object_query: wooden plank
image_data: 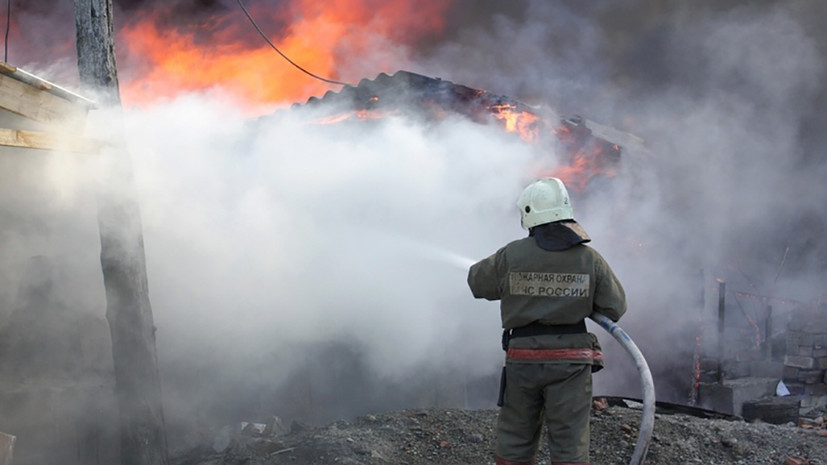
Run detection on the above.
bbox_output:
[0,128,101,153]
[0,431,14,465]
[0,73,87,126]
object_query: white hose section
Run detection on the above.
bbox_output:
[589,312,655,465]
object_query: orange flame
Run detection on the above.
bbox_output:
[313,109,391,125]
[543,122,620,191]
[488,104,540,142]
[115,1,452,115]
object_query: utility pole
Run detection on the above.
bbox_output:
[74,1,169,464]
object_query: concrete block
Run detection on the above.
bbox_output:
[748,360,784,378]
[799,346,814,357]
[786,342,800,356]
[783,365,799,380]
[817,357,827,370]
[728,378,780,416]
[785,381,805,395]
[787,331,814,347]
[698,382,734,414]
[799,394,827,409]
[803,385,827,397]
[800,370,825,384]
[815,334,827,346]
[721,360,751,379]
[785,355,815,369]
[814,347,827,357]
[742,397,800,425]
[699,377,779,416]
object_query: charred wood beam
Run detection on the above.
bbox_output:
[0,71,88,126]
[0,127,102,152]
[74,1,169,464]
[717,279,726,384]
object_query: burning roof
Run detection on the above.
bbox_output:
[285,70,628,191]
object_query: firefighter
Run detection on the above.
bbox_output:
[467,177,626,465]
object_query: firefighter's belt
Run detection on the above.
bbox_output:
[509,321,586,338]
[506,348,603,363]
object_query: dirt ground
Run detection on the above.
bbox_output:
[170,399,827,465]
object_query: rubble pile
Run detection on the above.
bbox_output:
[170,402,826,465]
[784,303,827,416]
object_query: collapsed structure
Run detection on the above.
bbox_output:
[695,277,827,424]
[284,70,630,193]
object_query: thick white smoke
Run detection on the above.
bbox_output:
[104,96,558,432]
[3,0,826,452]
[416,1,827,401]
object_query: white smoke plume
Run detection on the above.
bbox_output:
[1,1,826,454]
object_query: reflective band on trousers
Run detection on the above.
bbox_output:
[506,348,603,363]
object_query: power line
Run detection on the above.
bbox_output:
[4,0,10,62]
[236,0,351,87]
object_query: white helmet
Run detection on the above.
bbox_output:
[516,177,574,229]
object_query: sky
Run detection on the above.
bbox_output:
[1,0,826,448]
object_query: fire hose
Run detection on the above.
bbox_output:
[589,312,655,465]
[420,245,655,464]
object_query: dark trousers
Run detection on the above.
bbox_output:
[495,362,592,464]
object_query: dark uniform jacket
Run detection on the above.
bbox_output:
[467,226,626,368]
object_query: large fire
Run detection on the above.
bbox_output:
[115,0,452,113]
[11,0,624,191]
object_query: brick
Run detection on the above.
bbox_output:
[800,370,825,384]
[787,331,814,347]
[721,360,750,379]
[816,334,827,346]
[819,357,827,370]
[814,347,827,357]
[786,342,800,356]
[785,355,815,369]
[799,346,814,357]
[783,365,800,380]
[803,384,827,397]
[784,382,805,395]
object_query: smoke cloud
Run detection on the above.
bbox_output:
[1,0,826,455]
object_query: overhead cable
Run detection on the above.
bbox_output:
[236,0,351,87]
[4,0,10,62]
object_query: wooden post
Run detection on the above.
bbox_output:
[74,1,169,464]
[717,279,726,384]
[0,432,14,465]
[764,305,773,360]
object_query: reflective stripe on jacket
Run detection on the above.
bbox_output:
[467,237,626,364]
[467,238,626,329]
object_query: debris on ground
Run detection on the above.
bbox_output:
[171,402,827,465]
